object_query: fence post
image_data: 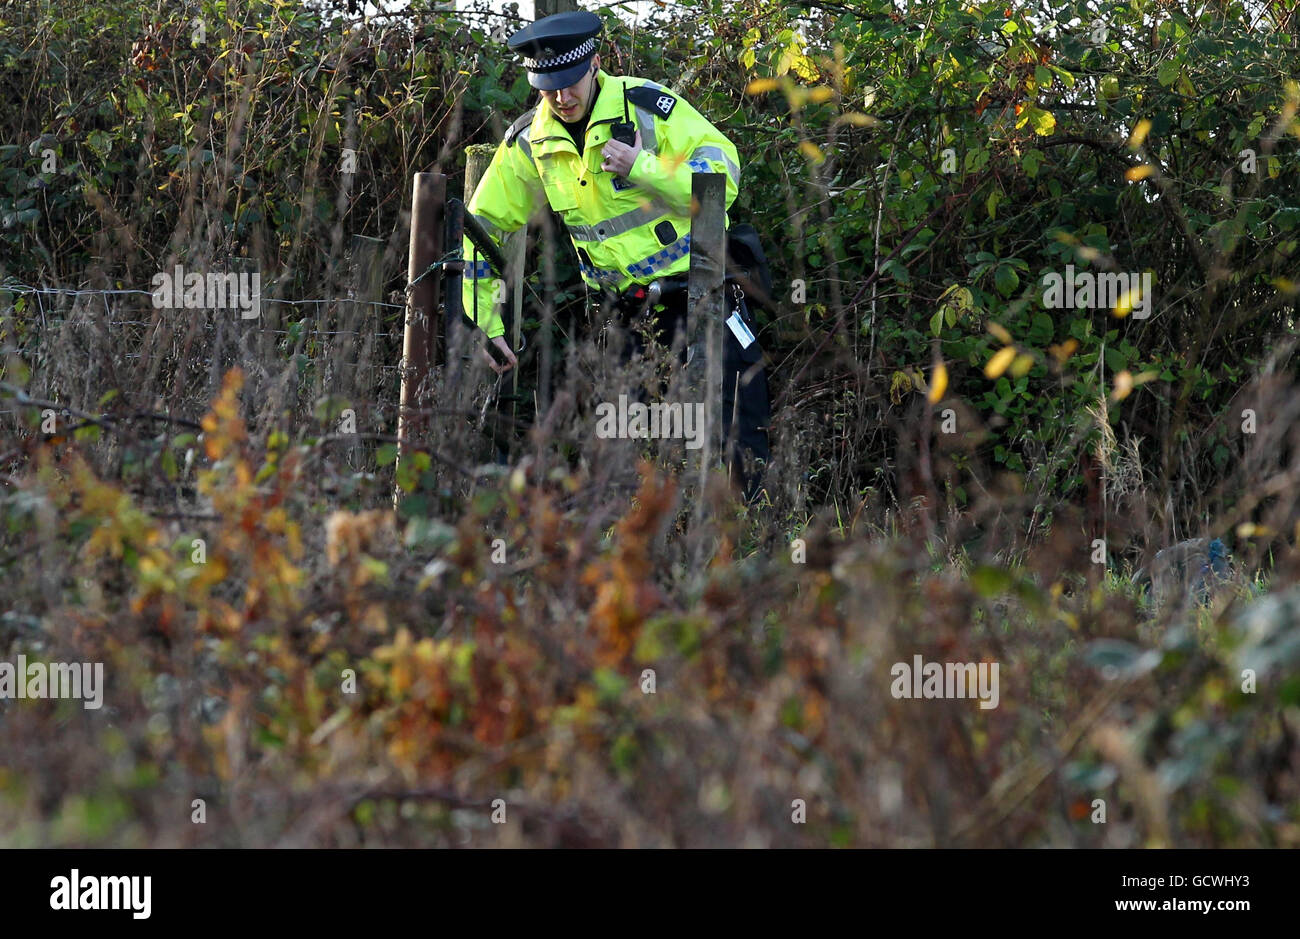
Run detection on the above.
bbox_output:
[397,172,445,502]
[685,172,727,497]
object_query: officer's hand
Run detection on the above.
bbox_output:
[480,335,518,376]
[601,129,642,177]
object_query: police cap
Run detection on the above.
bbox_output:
[507,11,603,91]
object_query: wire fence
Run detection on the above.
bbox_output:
[0,283,411,428]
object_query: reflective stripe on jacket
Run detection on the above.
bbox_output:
[461,69,740,339]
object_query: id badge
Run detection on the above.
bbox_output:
[726,311,756,349]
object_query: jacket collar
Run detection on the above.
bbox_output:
[529,70,627,158]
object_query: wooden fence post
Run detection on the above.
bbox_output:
[685,173,727,498]
[397,172,445,502]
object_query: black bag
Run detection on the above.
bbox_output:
[726,222,773,304]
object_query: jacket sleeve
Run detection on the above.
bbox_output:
[461,129,543,340]
[625,89,740,219]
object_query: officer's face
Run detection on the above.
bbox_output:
[541,55,600,123]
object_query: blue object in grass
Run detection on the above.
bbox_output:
[1192,538,1231,604]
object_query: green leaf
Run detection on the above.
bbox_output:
[376,443,398,467]
[994,264,1019,297]
[971,565,1013,597]
[881,258,911,285]
[592,667,627,705]
[86,130,113,158]
[1027,106,1055,136]
[1157,60,1179,87]
[1022,148,1043,178]
[1048,65,1076,89]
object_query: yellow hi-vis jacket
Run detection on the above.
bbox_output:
[461,69,741,339]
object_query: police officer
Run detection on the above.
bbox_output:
[461,9,770,501]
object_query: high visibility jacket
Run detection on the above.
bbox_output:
[461,69,741,339]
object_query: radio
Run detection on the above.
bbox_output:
[611,85,636,149]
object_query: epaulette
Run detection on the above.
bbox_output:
[505,108,537,147]
[625,83,678,119]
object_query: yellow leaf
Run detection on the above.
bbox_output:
[746,78,779,94]
[1236,523,1276,538]
[889,370,913,404]
[799,140,826,164]
[1112,280,1146,316]
[1125,164,1155,181]
[1049,338,1079,364]
[928,362,948,403]
[836,112,879,127]
[985,346,1017,379]
[987,321,1013,344]
[808,86,835,104]
[1128,118,1152,149]
[1010,353,1035,378]
[1110,370,1134,402]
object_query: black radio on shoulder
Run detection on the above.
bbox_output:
[611,86,636,147]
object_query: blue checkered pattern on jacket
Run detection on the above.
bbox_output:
[625,233,692,280]
[467,259,493,280]
[578,258,624,285]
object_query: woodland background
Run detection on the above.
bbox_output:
[0,0,1298,846]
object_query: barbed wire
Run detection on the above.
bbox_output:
[1,283,408,337]
[0,283,416,420]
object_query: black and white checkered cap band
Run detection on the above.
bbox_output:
[523,38,596,70]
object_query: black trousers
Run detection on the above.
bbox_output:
[604,283,771,503]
